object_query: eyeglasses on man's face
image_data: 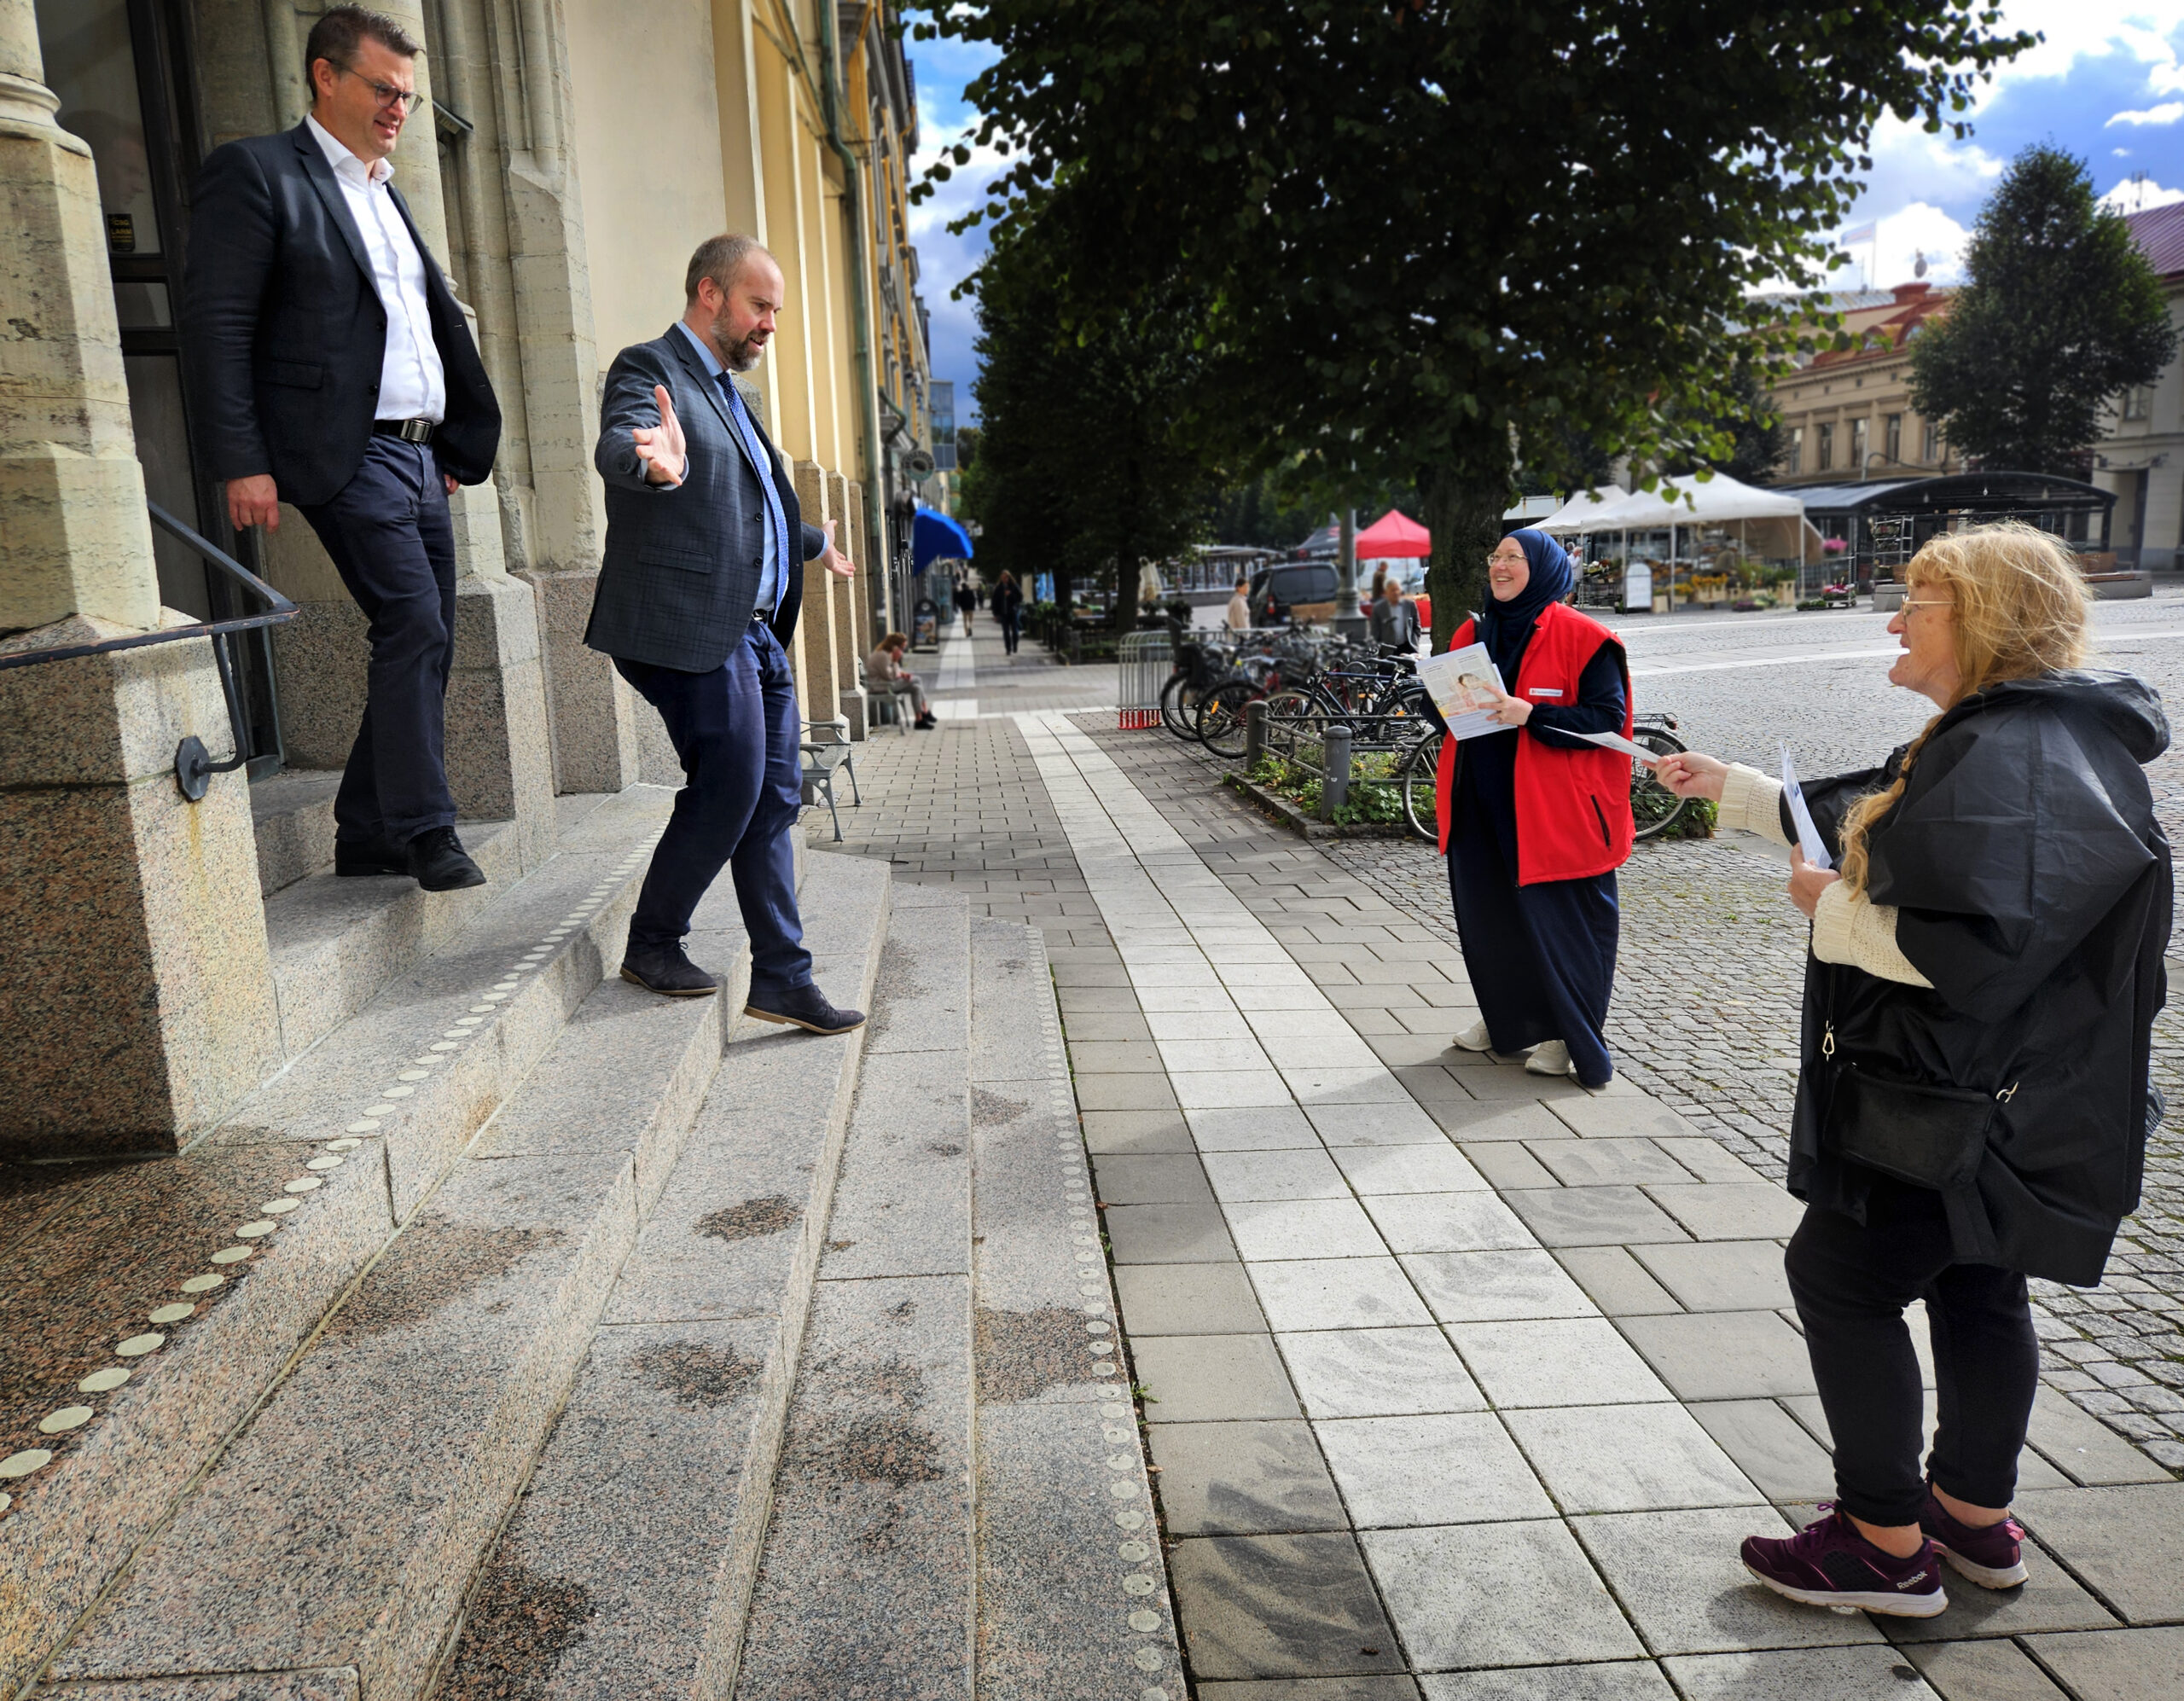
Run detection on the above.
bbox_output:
[336,61,422,114]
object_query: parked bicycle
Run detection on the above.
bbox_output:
[1396,711,1693,844]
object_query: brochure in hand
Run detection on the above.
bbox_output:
[1416,643,1510,740]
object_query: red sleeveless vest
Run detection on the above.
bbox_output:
[1433,601,1636,884]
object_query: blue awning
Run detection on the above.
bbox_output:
[913,506,973,572]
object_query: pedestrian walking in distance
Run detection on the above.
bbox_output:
[1658,522,2171,1618]
[1427,530,1634,1087]
[1368,574,1423,652]
[584,232,864,1033]
[182,4,502,891]
[990,571,1025,655]
[955,579,978,638]
[1226,578,1252,632]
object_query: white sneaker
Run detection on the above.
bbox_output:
[1525,1040,1571,1077]
[1451,1019,1494,1053]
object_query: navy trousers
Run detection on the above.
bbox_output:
[298,437,458,849]
[616,623,813,1000]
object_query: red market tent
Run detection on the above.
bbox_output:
[1355,509,1431,559]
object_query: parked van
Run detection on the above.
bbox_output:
[1250,562,1340,626]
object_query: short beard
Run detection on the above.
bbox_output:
[717,320,765,373]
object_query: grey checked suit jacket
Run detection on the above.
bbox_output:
[584,328,826,673]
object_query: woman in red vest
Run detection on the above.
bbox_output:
[1432,529,1635,1085]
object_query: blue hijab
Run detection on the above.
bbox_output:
[1476,528,1574,682]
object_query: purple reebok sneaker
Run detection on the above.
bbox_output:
[1920,1486,2029,1588]
[1740,1504,1948,1617]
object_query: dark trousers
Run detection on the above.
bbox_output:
[998,609,1020,653]
[1786,1176,2040,1527]
[298,437,458,848]
[615,623,812,1000]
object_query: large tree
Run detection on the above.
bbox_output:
[916,0,2030,642]
[1910,145,2178,474]
[961,230,1215,627]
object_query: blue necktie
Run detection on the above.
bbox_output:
[718,371,789,615]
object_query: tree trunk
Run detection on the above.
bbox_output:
[1422,457,1509,652]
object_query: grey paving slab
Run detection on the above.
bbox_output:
[1454,1068,1589,1102]
[1202,1680,1424,1701]
[1653,1137,1768,1184]
[1362,1519,1645,1670]
[1423,1103,1579,1142]
[1503,1187,1692,1248]
[1082,1109,1196,1155]
[1250,1258,1438,1332]
[1419,1665,1675,1700]
[1132,1334,1302,1422]
[1076,1072,1182,1112]
[1226,1198,1389,1262]
[1506,1404,1760,1513]
[1166,1532,1406,1681]
[1205,1149,1352,1204]
[1445,1319,1672,1408]
[1524,1140,1693,1188]
[1057,1011,1153,1042]
[1617,1311,1819,1401]
[2013,1483,2184,1624]
[1572,1506,1885,1656]
[1306,1103,1450,1147]
[1367,1193,1539,1255]
[1148,1420,1350,1536]
[1399,1251,1598,1323]
[1113,1263,1269,1336]
[1458,1146,1563,1192]
[2018,1627,2184,1700]
[1105,1203,1238,1264]
[1070,1040,1168,1072]
[1192,1106,1325,1151]
[1902,1639,2068,1700]
[1629,1241,1793,1313]
[2025,1386,2177,1485]
[1644,1183,1808,1241]
[1090,1153,1217,1205]
[1686,1401,1838,1501]
[1882,1532,2121,1642]
[1315,1413,1555,1528]
[1546,1099,1699,1141]
[1662,1648,1940,1698]
[1278,1328,1485,1419]
[1552,1247,1683,1316]
[1331,1145,1490,1196]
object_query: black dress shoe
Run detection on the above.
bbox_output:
[620,943,720,997]
[335,837,406,877]
[405,826,487,891]
[746,984,866,1034]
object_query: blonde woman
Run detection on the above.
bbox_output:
[1658,524,2170,1618]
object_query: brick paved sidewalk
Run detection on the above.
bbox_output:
[816,635,2183,1698]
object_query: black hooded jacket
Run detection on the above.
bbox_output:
[1790,671,2171,1286]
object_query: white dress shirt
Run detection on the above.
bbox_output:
[307,114,445,423]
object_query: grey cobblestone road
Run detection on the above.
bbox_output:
[1112,589,2184,1476]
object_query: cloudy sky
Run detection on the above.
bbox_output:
[908,2,2184,419]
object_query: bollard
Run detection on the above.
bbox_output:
[1244,699,1268,770]
[1321,723,1352,821]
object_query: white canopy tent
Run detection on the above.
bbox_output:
[1533,473,1824,606]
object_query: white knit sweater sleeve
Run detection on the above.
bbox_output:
[1811,881,1934,988]
[1719,763,1791,845]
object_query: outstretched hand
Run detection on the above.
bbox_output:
[633,384,688,486]
[1654,750,1729,802]
[818,518,855,580]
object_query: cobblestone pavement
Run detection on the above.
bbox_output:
[1101,590,2184,1477]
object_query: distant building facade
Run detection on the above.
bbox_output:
[1763,282,1957,487]
[2092,203,2184,571]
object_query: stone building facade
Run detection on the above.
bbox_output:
[2093,202,2184,572]
[0,0,934,1153]
[1763,282,1958,488]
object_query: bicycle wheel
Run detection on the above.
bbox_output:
[1629,727,1693,841]
[1196,680,1258,758]
[1160,672,1205,741]
[1398,733,1443,842]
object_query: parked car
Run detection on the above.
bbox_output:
[1250,562,1340,625]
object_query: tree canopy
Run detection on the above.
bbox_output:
[916,0,2030,638]
[1910,144,2178,474]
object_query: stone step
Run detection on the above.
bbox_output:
[248,768,341,897]
[0,787,688,1697]
[33,850,807,1698]
[430,849,895,1701]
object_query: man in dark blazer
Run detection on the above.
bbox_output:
[586,234,863,1030]
[181,5,501,891]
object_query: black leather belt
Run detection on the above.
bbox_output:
[372,417,437,444]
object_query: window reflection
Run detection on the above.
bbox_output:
[35,0,165,258]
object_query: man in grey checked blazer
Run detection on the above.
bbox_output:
[585,234,863,1030]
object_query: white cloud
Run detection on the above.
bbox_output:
[1821,201,1975,291]
[2100,174,2184,211]
[2108,101,2184,125]
[1981,1,2184,92]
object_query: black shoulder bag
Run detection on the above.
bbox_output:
[1819,1018,2003,1191]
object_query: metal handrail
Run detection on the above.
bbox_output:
[0,502,297,799]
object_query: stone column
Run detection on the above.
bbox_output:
[824,469,868,735]
[0,3,280,1155]
[793,460,841,729]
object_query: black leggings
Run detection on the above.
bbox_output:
[1784,1175,2040,1527]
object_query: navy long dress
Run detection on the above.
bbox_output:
[1446,642,1626,1086]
